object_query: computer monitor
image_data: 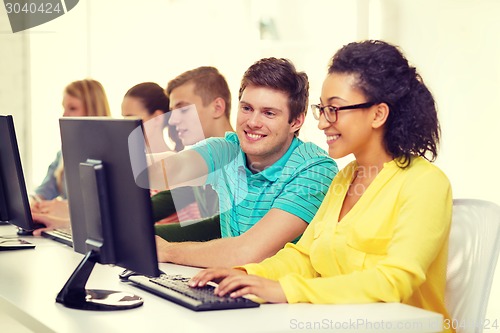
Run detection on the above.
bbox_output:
[0,115,38,232]
[57,117,161,310]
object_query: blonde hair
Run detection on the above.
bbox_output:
[64,79,111,116]
[55,79,111,193]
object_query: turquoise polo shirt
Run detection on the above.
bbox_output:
[191,132,337,238]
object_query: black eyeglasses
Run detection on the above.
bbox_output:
[310,102,375,123]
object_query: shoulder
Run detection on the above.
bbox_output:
[190,132,241,167]
[52,150,63,163]
[191,133,238,151]
[405,157,449,183]
[277,140,337,185]
[399,157,451,195]
[288,140,336,169]
[223,131,239,144]
[46,150,63,169]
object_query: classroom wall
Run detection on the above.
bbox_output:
[0,13,31,180]
[1,0,499,324]
[372,0,500,204]
[20,0,361,187]
[370,0,500,323]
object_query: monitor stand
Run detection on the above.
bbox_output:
[16,223,44,235]
[56,249,143,310]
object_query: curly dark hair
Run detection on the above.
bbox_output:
[239,57,309,130]
[328,40,440,167]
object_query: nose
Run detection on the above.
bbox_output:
[168,109,180,126]
[246,111,263,129]
[317,113,330,130]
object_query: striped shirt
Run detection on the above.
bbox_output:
[192,132,337,238]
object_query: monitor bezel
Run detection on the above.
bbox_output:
[0,115,37,231]
[59,117,160,276]
[57,117,161,310]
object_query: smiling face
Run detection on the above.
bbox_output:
[317,73,377,160]
[168,82,211,146]
[62,93,86,117]
[237,85,303,170]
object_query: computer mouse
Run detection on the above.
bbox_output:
[119,269,139,281]
[119,269,165,281]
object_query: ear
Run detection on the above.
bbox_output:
[289,113,305,134]
[372,103,390,129]
[151,109,164,118]
[148,110,166,124]
[211,97,226,119]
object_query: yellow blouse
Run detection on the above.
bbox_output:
[242,157,453,331]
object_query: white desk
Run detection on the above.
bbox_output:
[0,225,443,333]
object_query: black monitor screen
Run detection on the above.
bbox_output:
[58,117,160,310]
[0,115,36,231]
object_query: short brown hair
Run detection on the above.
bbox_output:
[166,67,231,118]
[239,57,309,123]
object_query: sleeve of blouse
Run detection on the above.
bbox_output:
[34,151,62,200]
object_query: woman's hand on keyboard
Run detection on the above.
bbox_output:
[215,274,286,304]
[189,267,247,287]
[189,267,287,303]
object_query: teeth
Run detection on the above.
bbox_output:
[247,133,264,139]
[327,135,340,141]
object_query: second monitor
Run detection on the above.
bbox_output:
[58,117,160,310]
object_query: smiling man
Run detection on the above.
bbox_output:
[150,58,338,268]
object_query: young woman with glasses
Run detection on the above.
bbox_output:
[190,40,453,332]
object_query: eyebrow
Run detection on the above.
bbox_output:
[321,96,348,105]
[239,101,283,113]
[171,102,190,110]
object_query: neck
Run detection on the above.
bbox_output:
[210,117,234,137]
[354,149,392,180]
[353,131,392,178]
[246,135,294,172]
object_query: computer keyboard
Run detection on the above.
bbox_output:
[41,228,73,247]
[127,273,260,311]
